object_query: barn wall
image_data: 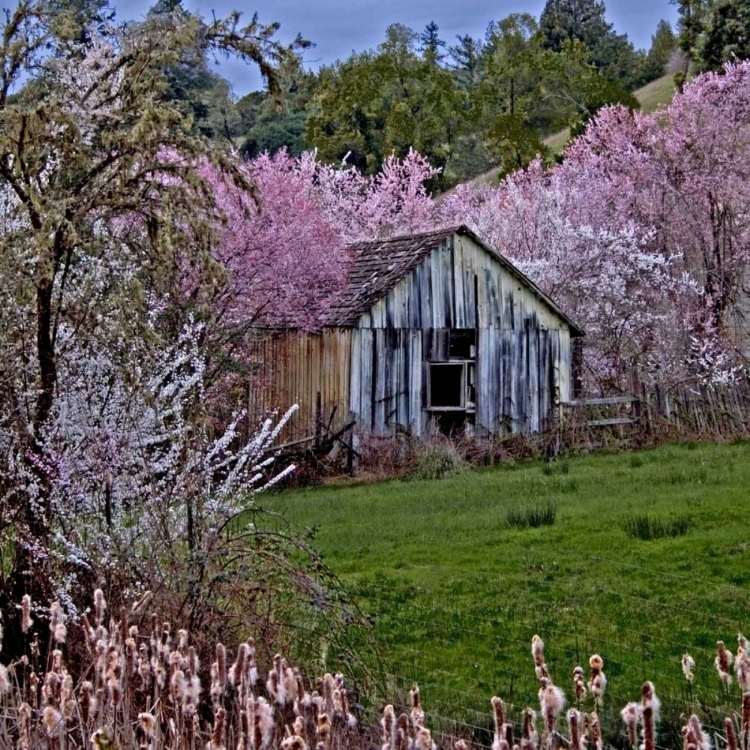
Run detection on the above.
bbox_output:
[352,234,574,436]
[247,329,352,444]
[249,233,575,442]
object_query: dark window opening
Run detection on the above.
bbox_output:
[449,329,476,359]
[430,363,463,407]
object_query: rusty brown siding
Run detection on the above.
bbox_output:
[247,329,352,444]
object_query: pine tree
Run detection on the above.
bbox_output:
[448,34,483,89]
[642,19,678,81]
[699,0,750,71]
[420,20,446,64]
[540,0,639,87]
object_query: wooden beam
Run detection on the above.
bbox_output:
[566,396,639,407]
[587,417,639,427]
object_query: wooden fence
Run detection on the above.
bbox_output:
[563,379,750,439]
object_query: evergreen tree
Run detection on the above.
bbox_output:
[540,0,640,87]
[672,0,709,60]
[540,0,611,54]
[420,20,446,64]
[448,34,483,89]
[641,19,678,82]
[699,0,750,71]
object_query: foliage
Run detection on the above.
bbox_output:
[699,0,750,72]
[640,20,679,83]
[540,0,643,88]
[442,61,750,389]
[237,59,317,159]
[305,24,464,188]
[0,0,341,658]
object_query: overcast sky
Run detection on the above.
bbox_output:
[116,0,680,96]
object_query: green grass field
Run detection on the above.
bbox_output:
[267,441,750,744]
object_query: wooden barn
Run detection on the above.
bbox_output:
[248,226,583,442]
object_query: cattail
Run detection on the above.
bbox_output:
[317,712,332,744]
[44,670,62,704]
[682,654,695,683]
[492,696,505,750]
[51,648,64,674]
[621,702,641,747]
[688,715,710,750]
[590,713,603,750]
[0,664,9,695]
[641,682,659,750]
[170,668,186,706]
[212,706,227,750]
[256,696,275,749]
[43,705,64,736]
[397,713,410,750]
[80,681,96,724]
[415,727,435,750]
[21,594,33,633]
[61,673,75,719]
[539,678,565,734]
[94,589,106,626]
[382,704,397,750]
[139,712,157,737]
[726,717,739,750]
[229,645,248,691]
[49,601,67,644]
[245,639,258,687]
[455,742,469,750]
[211,643,227,705]
[588,655,607,705]
[18,702,32,750]
[281,737,308,750]
[737,648,750,692]
[532,635,549,680]
[742,693,750,750]
[411,684,425,728]
[216,643,227,693]
[521,708,538,750]
[568,710,582,750]
[573,666,586,702]
[717,641,734,686]
[188,645,200,677]
[322,673,335,715]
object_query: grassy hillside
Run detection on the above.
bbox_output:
[463,74,677,190]
[266,440,750,742]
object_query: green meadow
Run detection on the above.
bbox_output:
[267,441,750,744]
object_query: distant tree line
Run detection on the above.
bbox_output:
[94,0,750,189]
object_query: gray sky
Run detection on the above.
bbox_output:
[116,0,680,96]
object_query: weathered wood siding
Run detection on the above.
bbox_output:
[247,329,352,443]
[350,233,573,436]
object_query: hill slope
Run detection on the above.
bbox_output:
[459,74,677,191]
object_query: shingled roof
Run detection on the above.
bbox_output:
[323,225,583,335]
